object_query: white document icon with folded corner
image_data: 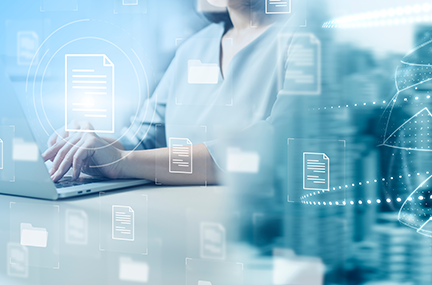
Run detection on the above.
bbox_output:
[281,33,321,95]
[188,60,219,84]
[66,209,88,245]
[198,281,212,285]
[112,205,135,241]
[20,223,48,248]
[226,148,260,173]
[303,152,329,191]
[119,256,149,282]
[7,243,29,278]
[200,222,225,259]
[65,54,115,133]
[17,31,39,66]
[169,138,193,174]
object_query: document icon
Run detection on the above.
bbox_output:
[266,0,291,14]
[0,138,3,169]
[65,54,115,133]
[123,0,138,5]
[169,138,193,174]
[17,31,39,66]
[200,222,225,259]
[198,281,212,285]
[281,33,321,95]
[7,243,28,278]
[20,223,48,248]
[303,152,330,191]
[119,256,149,282]
[112,205,135,241]
[226,148,260,173]
[188,60,219,84]
[65,209,88,245]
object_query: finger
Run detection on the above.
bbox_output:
[54,129,70,146]
[49,120,80,148]
[72,147,91,180]
[42,139,70,162]
[47,132,58,148]
[72,136,97,179]
[49,135,82,176]
[43,131,79,162]
[48,127,69,148]
[51,139,85,182]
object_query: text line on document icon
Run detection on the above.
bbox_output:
[265,0,291,14]
[65,54,115,133]
[169,138,193,174]
[303,152,330,191]
[112,205,135,241]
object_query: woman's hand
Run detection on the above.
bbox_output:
[42,121,126,182]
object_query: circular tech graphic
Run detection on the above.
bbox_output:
[378,37,432,235]
[379,38,432,152]
[25,19,157,167]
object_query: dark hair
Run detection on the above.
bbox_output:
[203,10,233,30]
[202,0,267,30]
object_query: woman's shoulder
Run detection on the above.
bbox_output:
[175,23,224,54]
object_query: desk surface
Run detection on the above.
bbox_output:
[0,184,262,285]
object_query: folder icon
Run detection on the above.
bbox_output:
[119,256,149,283]
[20,223,49,248]
[122,0,138,5]
[13,138,39,162]
[188,60,219,84]
[226,148,260,173]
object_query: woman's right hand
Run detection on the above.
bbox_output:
[42,121,127,182]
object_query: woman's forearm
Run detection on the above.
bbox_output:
[102,137,125,150]
[120,144,219,185]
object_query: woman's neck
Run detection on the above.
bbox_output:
[227,4,250,31]
[227,4,273,35]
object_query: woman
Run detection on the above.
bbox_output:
[42,0,296,185]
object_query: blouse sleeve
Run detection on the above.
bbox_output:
[119,55,177,150]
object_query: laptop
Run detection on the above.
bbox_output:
[0,61,150,200]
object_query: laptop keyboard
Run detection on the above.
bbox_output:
[55,177,108,189]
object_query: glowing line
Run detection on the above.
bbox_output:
[380,107,432,146]
[398,174,432,229]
